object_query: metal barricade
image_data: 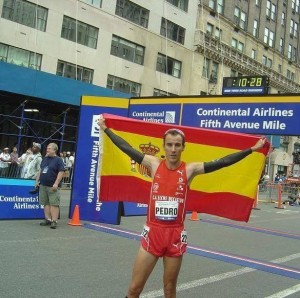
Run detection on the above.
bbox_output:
[259,182,299,206]
[61,167,73,189]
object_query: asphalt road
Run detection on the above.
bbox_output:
[1,190,300,298]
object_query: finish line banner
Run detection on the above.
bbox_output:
[129,95,300,136]
[99,114,269,222]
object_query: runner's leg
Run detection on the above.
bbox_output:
[127,246,158,298]
[162,255,183,298]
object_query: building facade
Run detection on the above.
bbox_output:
[1,0,299,97]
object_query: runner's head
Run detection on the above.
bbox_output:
[163,129,185,146]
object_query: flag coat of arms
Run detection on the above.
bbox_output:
[99,114,269,222]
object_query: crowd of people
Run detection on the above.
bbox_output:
[0,144,75,184]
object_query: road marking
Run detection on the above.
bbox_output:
[140,253,300,298]
[200,218,300,240]
[86,223,300,279]
[264,284,300,298]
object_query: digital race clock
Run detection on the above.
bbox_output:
[222,76,269,95]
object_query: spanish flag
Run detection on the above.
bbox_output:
[99,114,269,222]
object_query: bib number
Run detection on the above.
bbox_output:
[181,230,187,244]
[155,201,178,221]
[141,225,150,240]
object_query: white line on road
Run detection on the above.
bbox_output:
[264,284,300,298]
[140,253,300,298]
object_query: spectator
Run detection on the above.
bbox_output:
[18,148,32,178]
[35,143,65,229]
[9,146,19,177]
[24,143,43,179]
[0,147,11,177]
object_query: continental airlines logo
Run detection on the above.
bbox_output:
[91,115,100,137]
[131,111,176,123]
[131,142,160,177]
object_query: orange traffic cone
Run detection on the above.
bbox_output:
[68,205,83,226]
[189,211,199,221]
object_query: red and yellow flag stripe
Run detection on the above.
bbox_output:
[99,114,269,222]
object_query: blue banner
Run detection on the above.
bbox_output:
[0,178,44,219]
[181,102,300,135]
[70,96,129,224]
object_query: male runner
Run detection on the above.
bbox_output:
[98,116,265,298]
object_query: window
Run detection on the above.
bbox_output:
[271,3,276,20]
[231,38,237,48]
[267,58,272,68]
[206,23,213,36]
[292,0,300,13]
[231,38,244,52]
[209,0,224,14]
[156,53,182,78]
[264,28,274,47]
[234,7,246,30]
[2,0,48,31]
[237,41,244,52]
[115,0,149,28]
[61,16,98,49]
[262,56,272,68]
[253,20,258,37]
[288,44,297,61]
[215,27,222,39]
[287,70,295,81]
[290,20,298,37]
[111,35,144,65]
[0,42,42,70]
[202,58,218,82]
[81,0,102,7]
[279,38,284,53]
[107,75,141,97]
[266,1,275,20]
[161,18,185,45]
[281,12,285,26]
[153,88,177,96]
[251,49,257,59]
[167,0,188,12]
[56,60,93,83]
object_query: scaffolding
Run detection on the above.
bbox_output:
[0,96,78,154]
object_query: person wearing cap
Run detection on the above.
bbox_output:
[98,116,266,298]
[23,142,42,179]
[0,147,11,177]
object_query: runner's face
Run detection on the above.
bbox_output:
[163,134,184,164]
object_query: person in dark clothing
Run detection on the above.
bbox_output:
[35,143,65,229]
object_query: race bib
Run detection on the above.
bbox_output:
[155,201,178,221]
[181,230,187,244]
[141,225,150,240]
